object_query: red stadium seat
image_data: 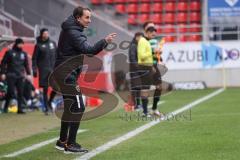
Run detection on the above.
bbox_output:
[167,0,179,1]
[177,12,188,23]
[140,0,151,2]
[91,0,101,5]
[165,2,175,12]
[152,3,163,12]
[189,12,201,22]
[177,2,188,12]
[115,4,125,14]
[115,0,126,4]
[189,35,202,41]
[150,13,162,24]
[139,3,151,13]
[128,14,138,25]
[127,4,138,13]
[128,0,138,3]
[163,25,175,33]
[190,1,201,11]
[189,23,201,33]
[153,0,163,2]
[138,14,150,24]
[104,0,114,4]
[178,35,189,42]
[165,36,176,42]
[178,24,188,33]
[156,27,162,34]
[164,13,175,24]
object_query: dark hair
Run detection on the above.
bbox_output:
[40,28,48,36]
[134,32,144,39]
[132,32,144,43]
[13,38,24,49]
[143,21,154,30]
[146,26,157,33]
[73,6,91,18]
[15,38,24,45]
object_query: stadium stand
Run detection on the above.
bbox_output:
[0,10,34,37]
[0,14,13,36]
[89,0,202,42]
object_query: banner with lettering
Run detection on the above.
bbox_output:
[208,0,240,17]
[162,41,240,70]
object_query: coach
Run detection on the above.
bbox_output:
[53,6,116,154]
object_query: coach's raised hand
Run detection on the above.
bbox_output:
[105,33,117,43]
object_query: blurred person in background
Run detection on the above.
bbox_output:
[32,28,57,115]
[0,38,31,114]
[143,21,155,31]
[0,74,8,112]
[128,32,144,110]
[23,76,36,110]
[138,26,163,117]
[143,21,164,117]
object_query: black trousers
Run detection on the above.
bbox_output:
[59,94,85,144]
[42,86,57,112]
[4,75,24,112]
[129,64,142,108]
[152,64,162,110]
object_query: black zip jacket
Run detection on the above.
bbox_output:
[129,41,138,64]
[1,47,31,78]
[32,37,56,87]
[55,15,108,84]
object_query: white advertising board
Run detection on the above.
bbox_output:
[162,41,240,70]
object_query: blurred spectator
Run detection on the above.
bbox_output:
[22,76,36,109]
[143,21,164,117]
[0,38,31,114]
[137,26,159,117]
[32,28,57,115]
[0,74,8,112]
[0,74,7,100]
[129,32,143,110]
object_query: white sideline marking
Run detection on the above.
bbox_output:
[75,88,224,160]
[162,91,173,97]
[148,101,165,109]
[2,129,87,158]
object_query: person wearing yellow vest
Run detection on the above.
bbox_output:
[137,35,154,65]
[137,26,159,117]
[142,22,166,118]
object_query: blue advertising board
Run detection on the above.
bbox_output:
[208,0,240,17]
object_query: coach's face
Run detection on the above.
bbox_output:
[77,10,91,28]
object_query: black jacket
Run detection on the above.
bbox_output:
[128,40,140,75]
[32,37,56,87]
[128,41,138,64]
[55,15,108,84]
[1,47,31,78]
